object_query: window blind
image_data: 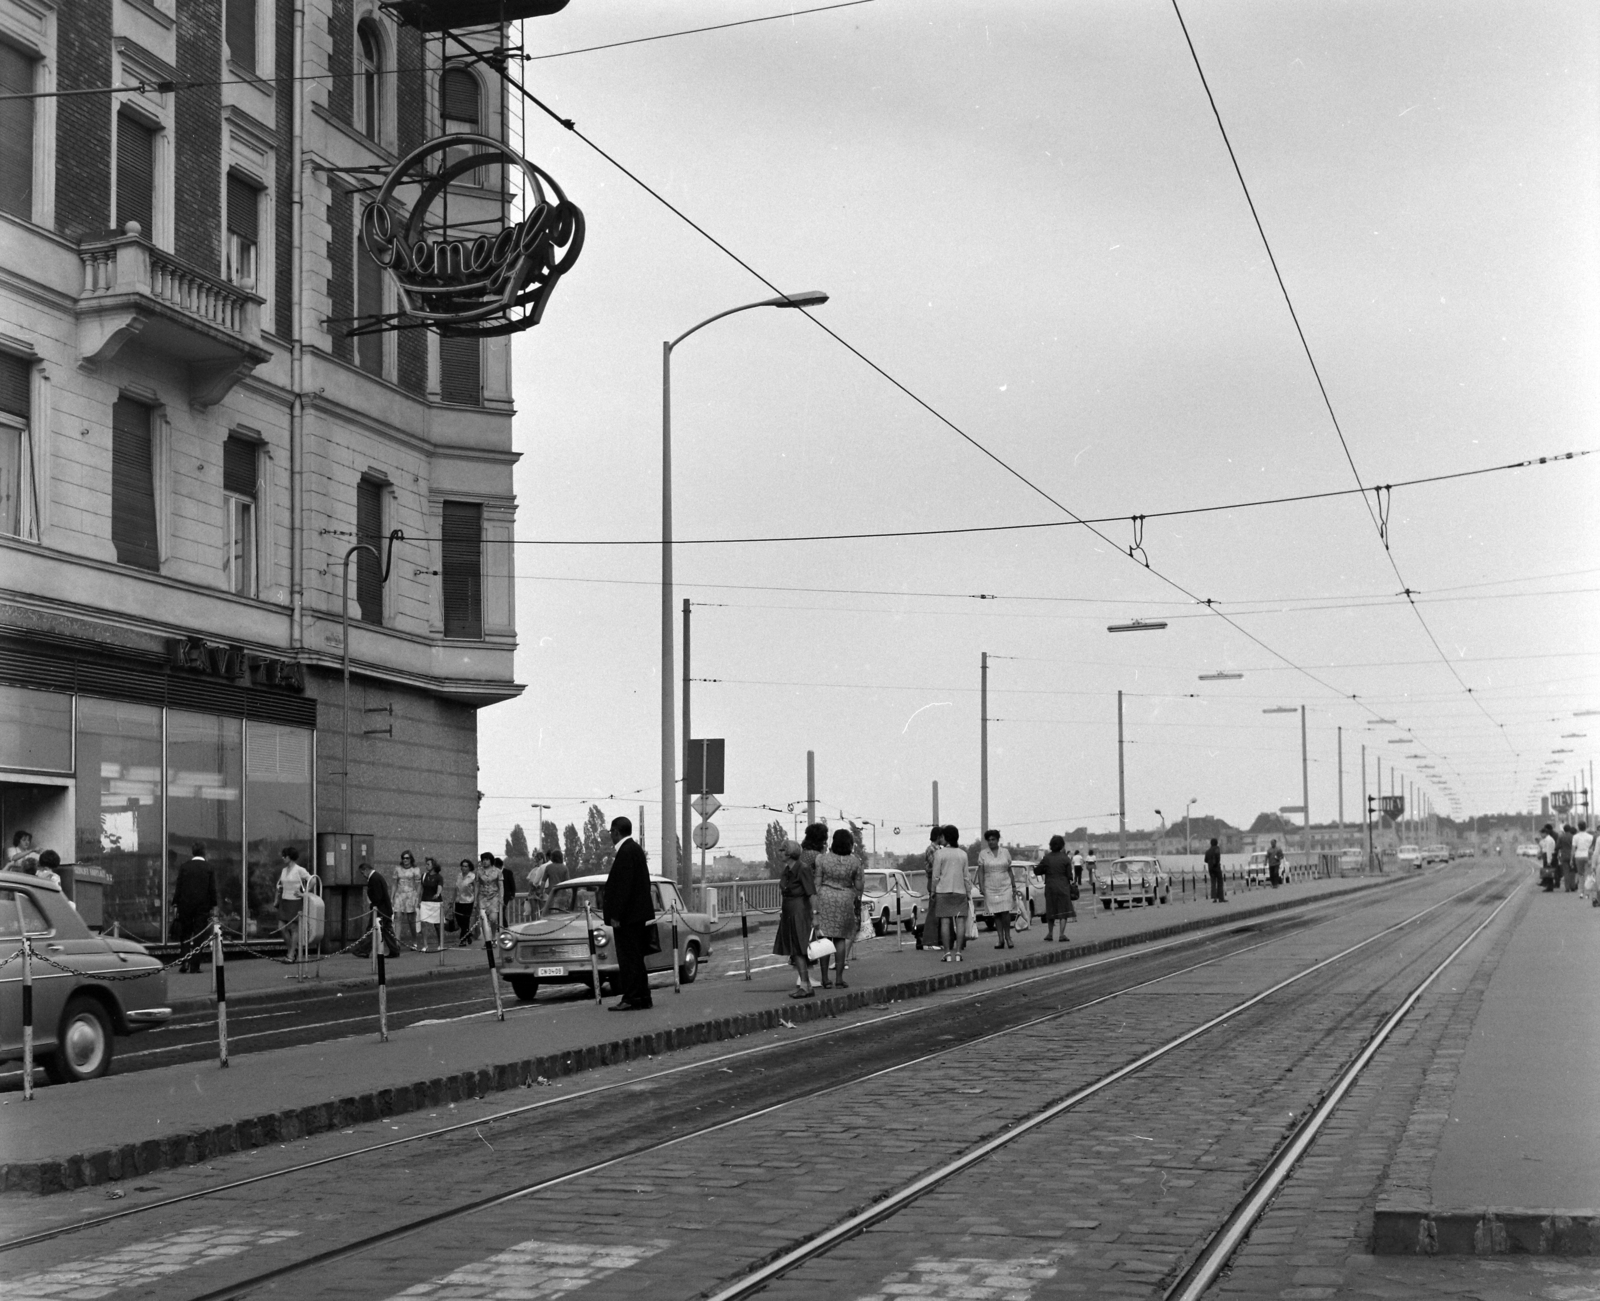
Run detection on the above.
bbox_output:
[438,334,481,405]
[441,501,483,640]
[116,114,155,235]
[441,68,479,127]
[225,0,257,73]
[356,211,385,376]
[0,42,33,221]
[0,352,28,421]
[226,174,259,242]
[223,434,257,497]
[111,397,159,571]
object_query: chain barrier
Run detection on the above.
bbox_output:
[26,931,214,983]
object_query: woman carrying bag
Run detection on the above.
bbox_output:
[814,828,864,988]
[931,824,973,961]
[773,827,823,998]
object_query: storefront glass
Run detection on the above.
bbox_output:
[0,683,73,773]
[74,698,164,941]
[244,721,314,940]
[166,710,244,937]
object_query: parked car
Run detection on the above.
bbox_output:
[1244,852,1270,885]
[1397,844,1423,868]
[862,867,925,936]
[1098,857,1172,909]
[1338,847,1364,871]
[1515,842,1539,859]
[494,874,711,1001]
[1422,844,1450,865]
[0,870,171,1083]
[969,862,1040,929]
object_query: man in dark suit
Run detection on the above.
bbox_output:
[602,816,655,1010]
[171,842,217,973]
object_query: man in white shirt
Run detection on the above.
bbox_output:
[1574,820,1594,903]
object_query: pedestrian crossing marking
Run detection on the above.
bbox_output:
[854,1252,1061,1300]
[0,1224,300,1299]
[386,1238,671,1299]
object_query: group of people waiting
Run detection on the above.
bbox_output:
[772,824,867,998]
[1536,820,1594,899]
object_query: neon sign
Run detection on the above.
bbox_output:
[360,133,584,337]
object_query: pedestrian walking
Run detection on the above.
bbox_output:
[1085,845,1098,894]
[978,830,1016,949]
[916,825,942,950]
[1266,839,1284,888]
[275,846,313,961]
[602,816,654,1010]
[1035,835,1077,940]
[357,861,400,957]
[1558,824,1577,892]
[1072,848,1085,890]
[543,848,568,890]
[814,828,864,988]
[932,825,973,961]
[1574,821,1594,904]
[501,857,518,926]
[773,829,821,997]
[1205,837,1225,902]
[393,850,421,947]
[171,841,216,972]
[418,857,444,951]
[453,858,477,943]
[474,852,503,940]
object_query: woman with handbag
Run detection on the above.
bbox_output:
[814,828,864,988]
[773,827,823,998]
[978,830,1015,949]
[418,858,444,951]
[1035,835,1077,941]
[932,824,973,962]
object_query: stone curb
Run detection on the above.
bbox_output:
[1372,1208,1600,1255]
[2,876,1396,1195]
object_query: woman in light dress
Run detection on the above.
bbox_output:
[813,828,864,988]
[977,830,1016,949]
[393,850,422,948]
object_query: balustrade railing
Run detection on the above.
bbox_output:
[78,232,257,338]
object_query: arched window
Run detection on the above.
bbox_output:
[357,19,383,142]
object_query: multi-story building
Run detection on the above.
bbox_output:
[0,0,525,944]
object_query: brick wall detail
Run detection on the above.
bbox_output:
[327,184,353,362]
[174,0,224,273]
[327,0,352,125]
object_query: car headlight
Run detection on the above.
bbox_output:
[497,932,515,949]
[590,929,609,949]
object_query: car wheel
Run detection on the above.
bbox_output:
[871,912,886,938]
[508,976,539,1002]
[679,942,700,984]
[44,996,114,1084]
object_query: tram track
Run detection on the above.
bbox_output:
[0,869,1509,1301]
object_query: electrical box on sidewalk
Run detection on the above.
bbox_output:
[317,832,374,886]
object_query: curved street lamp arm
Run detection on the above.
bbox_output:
[667,292,824,351]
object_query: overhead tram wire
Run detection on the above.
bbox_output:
[1169,0,1515,759]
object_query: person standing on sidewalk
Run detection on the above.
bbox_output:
[474,852,503,941]
[917,825,942,951]
[978,830,1016,949]
[1205,838,1225,903]
[1573,821,1594,903]
[814,828,863,988]
[172,842,216,973]
[275,847,313,962]
[1557,824,1577,892]
[1266,839,1284,888]
[453,858,477,944]
[418,858,444,951]
[932,825,973,961]
[1036,835,1076,940]
[1072,848,1085,891]
[393,851,421,948]
[602,816,654,1011]
[1085,845,1098,895]
[501,857,518,926]
[359,862,400,957]
[773,833,819,997]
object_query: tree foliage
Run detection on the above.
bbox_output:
[539,820,560,856]
[562,823,581,871]
[764,820,788,878]
[505,824,530,859]
[579,804,615,877]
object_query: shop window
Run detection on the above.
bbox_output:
[355,475,385,624]
[225,0,257,74]
[357,19,383,143]
[223,434,257,596]
[441,500,482,639]
[355,209,385,376]
[116,112,156,235]
[0,351,29,537]
[438,333,480,405]
[244,720,312,945]
[0,683,72,773]
[74,698,164,942]
[226,174,260,292]
[166,710,243,937]
[111,396,160,571]
[0,41,35,223]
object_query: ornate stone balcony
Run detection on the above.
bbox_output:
[76,225,271,407]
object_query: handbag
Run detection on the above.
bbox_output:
[806,934,836,962]
[1069,880,1081,900]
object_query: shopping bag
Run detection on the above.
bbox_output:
[806,935,836,962]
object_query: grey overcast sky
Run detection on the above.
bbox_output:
[477,0,1599,863]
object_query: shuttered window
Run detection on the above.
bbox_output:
[225,0,257,74]
[223,434,257,497]
[355,477,384,625]
[438,334,481,405]
[441,68,479,129]
[0,42,34,222]
[0,353,26,538]
[356,209,385,376]
[116,113,156,236]
[441,501,482,640]
[0,352,27,421]
[111,397,159,571]
[226,174,259,290]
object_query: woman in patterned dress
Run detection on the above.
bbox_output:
[393,851,422,947]
[814,828,864,988]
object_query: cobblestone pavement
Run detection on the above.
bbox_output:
[0,867,1511,1301]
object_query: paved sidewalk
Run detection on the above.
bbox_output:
[0,872,1391,1193]
[1374,877,1600,1254]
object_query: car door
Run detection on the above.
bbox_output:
[0,887,71,1055]
[645,883,672,971]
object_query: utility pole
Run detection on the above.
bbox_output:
[980,651,989,836]
[1337,726,1344,843]
[806,750,815,826]
[932,779,939,829]
[680,598,691,888]
[1300,705,1310,856]
[1117,689,1127,859]
[1362,744,1371,870]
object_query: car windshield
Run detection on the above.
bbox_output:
[546,884,603,916]
[865,874,888,892]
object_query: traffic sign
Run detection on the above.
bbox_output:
[687,738,725,794]
[1377,795,1404,817]
[692,793,722,820]
[1551,791,1573,814]
[692,822,720,850]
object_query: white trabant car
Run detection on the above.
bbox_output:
[1244,852,1270,886]
[1098,857,1172,909]
[1397,844,1423,868]
[969,862,1040,929]
[862,867,926,936]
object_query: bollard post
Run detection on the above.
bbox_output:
[671,907,681,995]
[374,911,389,1042]
[739,891,752,981]
[213,919,229,1068]
[582,902,604,1006]
[16,894,33,1100]
[895,893,903,952]
[484,929,505,1022]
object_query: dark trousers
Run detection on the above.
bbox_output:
[175,911,211,971]
[454,902,475,943]
[1208,869,1226,902]
[612,921,652,1006]
[1268,863,1281,887]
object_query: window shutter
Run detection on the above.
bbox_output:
[116,114,155,235]
[223,434,257,497]
[441,501,483,640]
[226,174,259,242]
[225,0,257,73]
[441,68,479,127]
[111,397,160,571]
[0,42,33,222]
[0,352,28,421]
[437,334,481,405]
[355,477,384,624]
[356,210,385,376]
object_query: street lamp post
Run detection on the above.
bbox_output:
[1184,797,1197,857]
[662,290,828,887]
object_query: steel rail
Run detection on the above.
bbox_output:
[1162,879,1522,1301]
[697,871,1510,1301]
[0,871,1454,1259]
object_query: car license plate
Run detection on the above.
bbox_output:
[535,965,566,977]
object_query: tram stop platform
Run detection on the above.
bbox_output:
[1373,878,1600,1255]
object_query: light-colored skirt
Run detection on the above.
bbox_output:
[418,901,443,925]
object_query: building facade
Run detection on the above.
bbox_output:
[0,0,522,944]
